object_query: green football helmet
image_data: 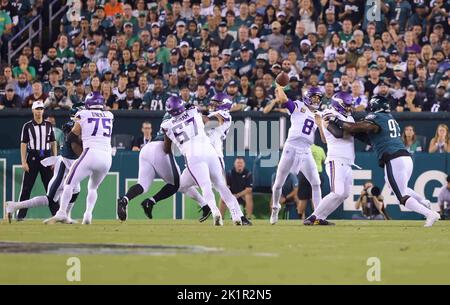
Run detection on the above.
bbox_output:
[368,95,390,113]
[70,102,85,119]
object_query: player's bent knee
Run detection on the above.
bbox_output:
[400,195,410,206]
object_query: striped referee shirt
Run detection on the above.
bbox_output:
[21,119,55,157]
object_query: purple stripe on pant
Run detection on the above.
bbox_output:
[66,148,90,185]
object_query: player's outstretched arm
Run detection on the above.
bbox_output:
[315,114,327,143]
[203,114,224,129]
[335,119,379,134]
[163,134,172,154]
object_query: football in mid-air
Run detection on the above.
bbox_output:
[275,71,289,87]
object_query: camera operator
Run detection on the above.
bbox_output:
[354,181,390,220]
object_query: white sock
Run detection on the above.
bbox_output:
[66,201,74,219]
[406,188,427,203]
[85,188,98,215]
[311,184,322,210]
[405,197,432,218]
[215,184,244,221]
[314,193,343,220]
[184,187,207,208]
[56,185,73,217]
[15,196,49,210]
[272,185,282,209]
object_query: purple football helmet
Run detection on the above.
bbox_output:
[165,95,186,116]
[303,87,323,110]
[211,93,232,111]
[331,91,353,115]
[85,91,105,109]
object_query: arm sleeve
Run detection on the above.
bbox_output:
[48,124,56,142]
[283,99,296,114]
[327,121,345,138]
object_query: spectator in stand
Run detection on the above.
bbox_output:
[246,84,271,111]
[352,80,368,112]
[402,125,423,154]
[394,85,423,112]
[104,0,124,18]
[429,124,450,153]
[132,121,152,152]
[0,83,22,109]
[1,0,448,120]
[14,73,32,102]
[423,83,449,112]
[44,85,72,110]
[23,81,47,108]
[13,55,36,82]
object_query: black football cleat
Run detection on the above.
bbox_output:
[141,198,155,219]
[303,215,316,226]
[199,205,211,223]
[117,197,128,221]
[240,216,253,226]
[314,219,335,226]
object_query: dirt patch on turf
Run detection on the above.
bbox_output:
[0,241,222,256]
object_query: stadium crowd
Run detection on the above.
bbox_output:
[0,0,449,114]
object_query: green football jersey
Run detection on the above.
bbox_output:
[364,112,406,161]
[154,112,171,141]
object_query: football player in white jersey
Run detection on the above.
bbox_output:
[270,86,323,225]
[182,93,251,225]
[304,91,355,225]
[161,96,248,226]
[44,92,114,225]
[117,112,213,223]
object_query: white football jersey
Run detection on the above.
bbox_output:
[77,109,114,152]
[321,108,355,163]
[161,107,212,156]
[207,110,231,158]
[285,99,317,148]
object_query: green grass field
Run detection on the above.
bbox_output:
[0,219,449,284]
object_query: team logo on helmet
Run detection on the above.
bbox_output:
[165,95,186,116]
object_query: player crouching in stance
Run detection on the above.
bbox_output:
[6,105,84,224]
[270,86,323,225]
[116,111,212,223]
[44,92,114,225]
[330,95,440,227]
[304,92,354,225]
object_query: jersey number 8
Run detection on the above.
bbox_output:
[302,118,315,135]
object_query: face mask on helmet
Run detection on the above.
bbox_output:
[210,93,232,112]
[304,88,323,110]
